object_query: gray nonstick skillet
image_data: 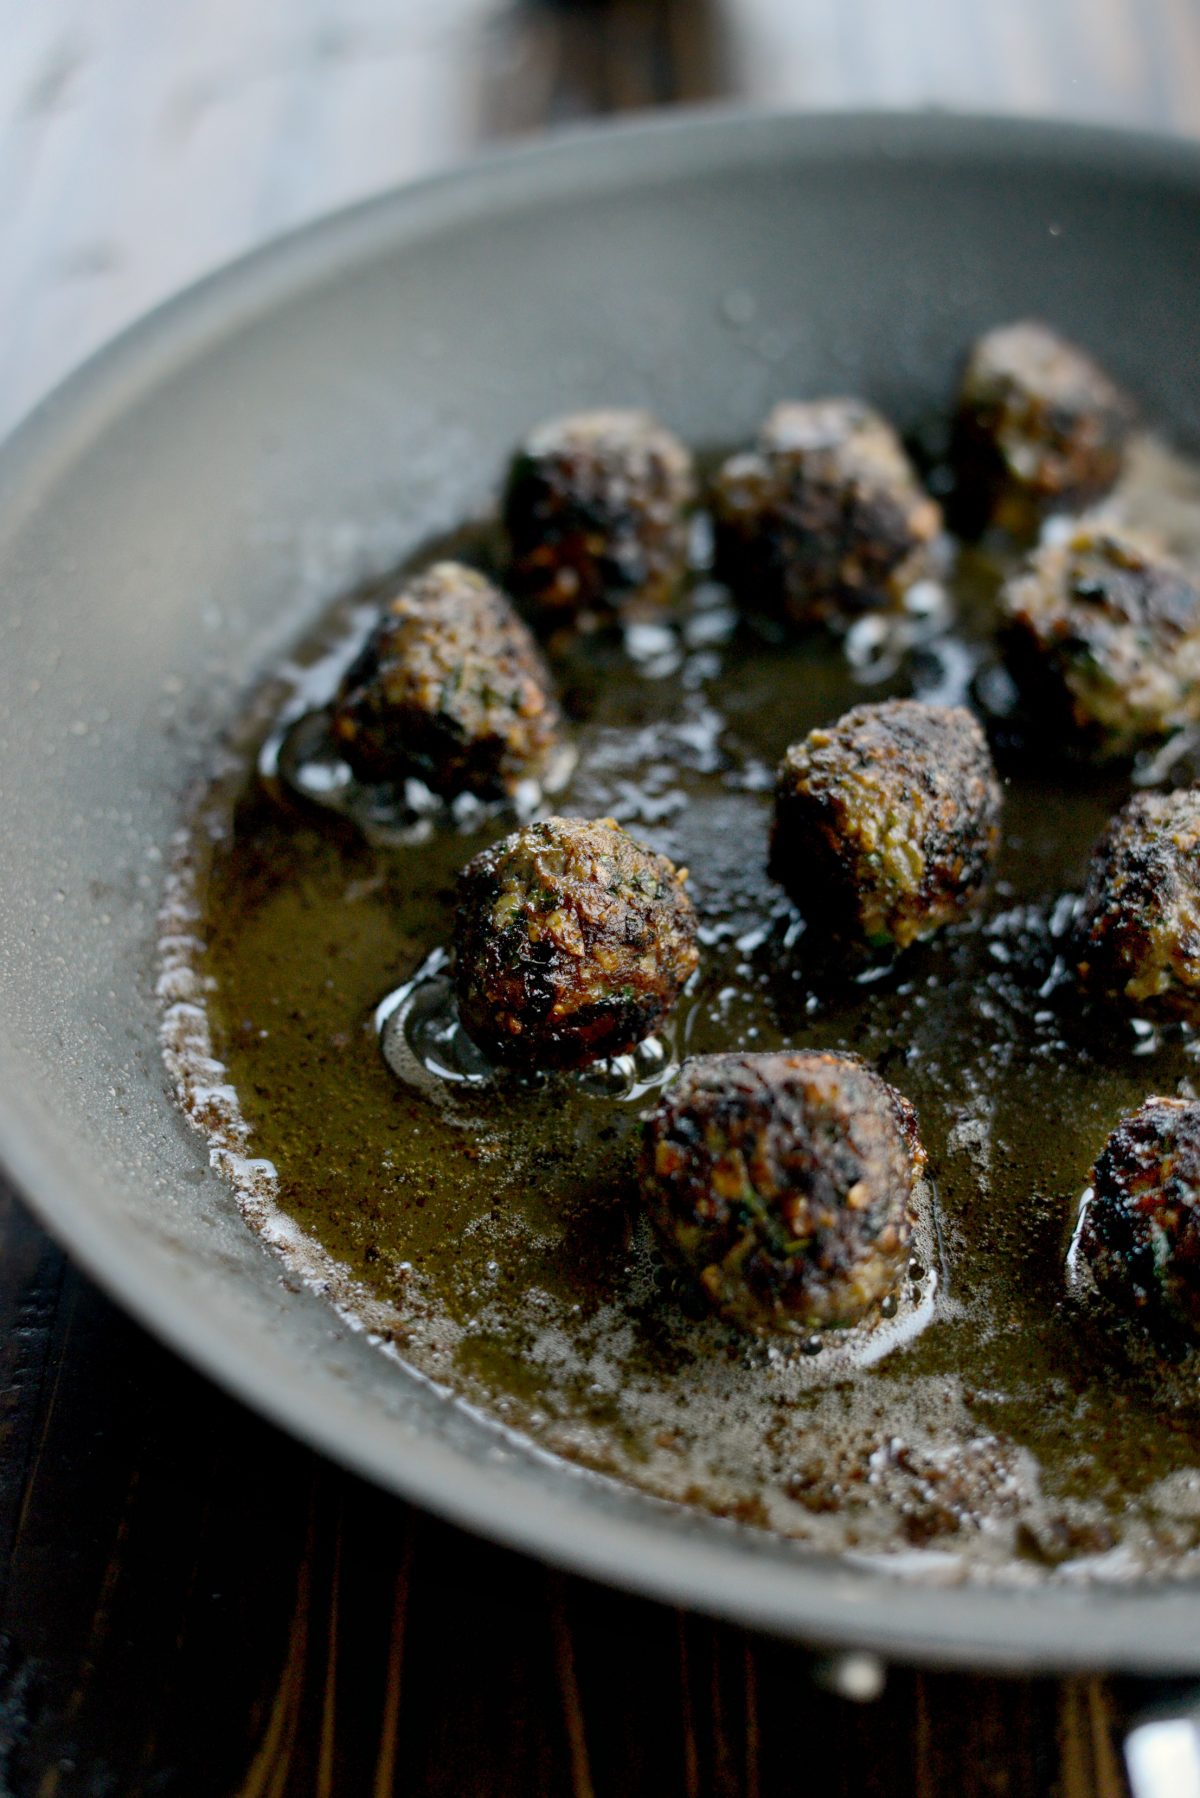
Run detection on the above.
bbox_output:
[1,109,1199,1793]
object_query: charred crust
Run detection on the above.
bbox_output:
[503,409,694,623]
[1076,788,1200,1019]
[999,526,1200,759]
[710,398,942,627]
[452,815,698,1070]
[952,321,1132,539]
[771,699,1002,954]
[330,561,562,797]
[639,1049,923,1333]
[1081,1096,1200,1340]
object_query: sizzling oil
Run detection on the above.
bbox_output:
[175,440,1200,1581]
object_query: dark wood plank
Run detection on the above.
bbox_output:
[0,1180,1136,1793]
[0,1250,1137,1798]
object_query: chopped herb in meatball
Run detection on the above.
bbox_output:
[952,321,1132,539]
[330,561,563,799]
[710,398,942,627]
[1000,524,1200,759]
[452,815,698,1070]
[641,1050,924,1334]
[1079,1096,1200,1343]
[1076,787,1200,1019]
[771,699,1002,954]
[504,409,694,624]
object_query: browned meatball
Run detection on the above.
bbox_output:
[1079,1096,1200,1341]
[640,1050,924,1334]
[452,816,698,1070]
[772,700,1003,954]
[329,562,563,799]
[1000,525,1200,759]
[952,321,1132,539]
[504,409,694,623]
[1076,788,1200,1019]
[710,398,942,627]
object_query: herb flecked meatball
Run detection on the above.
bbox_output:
[1079,1096,1200,1341]
[330,562,563,798]
[640,1050,924,1334]
[771,699,1003,954]
[1076,788,1200,1019]
[504,409,695,623]
[452,816,698,1070]
[1000,526,1200,759]
[952,321,1132,539]
[710,398,943,628]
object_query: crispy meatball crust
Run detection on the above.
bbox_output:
[1076,788,1200,1019]
[504,409,695,623]
[952,321,1132,539]
[772,700,1003,953]
[330,562,563,798]
[640,1050,924,1333]
[1080,1096,1200,1340]
[452,816,699,1071]
[1000,526,1200,759]
[710,399,943,627]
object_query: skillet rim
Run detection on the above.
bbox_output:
[3,105,1200,1670]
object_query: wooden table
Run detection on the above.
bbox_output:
[4,3,1198,1791]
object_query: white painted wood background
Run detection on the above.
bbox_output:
[4,0,1198,436]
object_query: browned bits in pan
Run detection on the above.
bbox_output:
[640,1050,924,1334]
[1000,524,1200,759]
[952,320,1132,539]
[504,409,695,624]
[771,698,1003,955]
[1076,787,1200,1019]
[710,398,942,627]
[329,561,562,798]
[1080,1095,1200,1342]
[452,815,698,1071]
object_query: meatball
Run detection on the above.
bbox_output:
[771,699,1003,954]
[329,562,563,799]
[1000,525,1200,759]
[952,321,1132,538]
[1079,1096,1200,1341]
[504,409,694,623]
[710,398,942,628]
[640,1050,924,1334]
[1076,787,1200,1019]
[452,816,698,1070]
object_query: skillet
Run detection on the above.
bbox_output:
[2,112,1200,1726]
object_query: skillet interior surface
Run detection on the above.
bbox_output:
[2,110,1200,1668]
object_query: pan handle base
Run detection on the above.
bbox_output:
[1125,1690,1200,1798]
